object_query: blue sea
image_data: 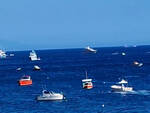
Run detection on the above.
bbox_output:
[1,46,150,113]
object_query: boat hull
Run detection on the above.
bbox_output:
[19,80,32,86]
[37,95,64,101]
[111,85,133,92]
[83,85,93,89]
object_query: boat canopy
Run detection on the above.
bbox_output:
[118,79,128,84]
[82,79,92,82]
[43,90,50,94]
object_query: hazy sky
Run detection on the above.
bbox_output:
[0,0,150,50]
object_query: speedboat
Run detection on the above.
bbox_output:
[85,46,97,53]
[111,79,133,92]
[29,50,40,61]
[37,90,64,101]
[0,50,6,58]
[18,75,32,86]
[82,71,93,89]
[34,65,40,70]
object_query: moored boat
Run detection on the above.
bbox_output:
[0,50,6,58]
[82,71,93,89]
[85,46,97,53]
[18,75,32,86]
[133,61,143,67]
[29,50,40,61]
[37,90,64,101]
[34,65,40,70]
[16,67,22,71]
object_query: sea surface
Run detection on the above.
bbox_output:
[1,46,150,113]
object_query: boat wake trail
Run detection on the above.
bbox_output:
[131,90,150,96]
[112,90,150,96]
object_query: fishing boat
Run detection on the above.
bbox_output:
[82,71,93,89]
[111,79,133,92]
[0,50,6,58]
[29,50,40,61]
[18,75,32,86]
[37,90,64,101]
[85,46,97,53]
[34,65,40,70]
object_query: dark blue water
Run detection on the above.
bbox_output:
[1,46,150,113]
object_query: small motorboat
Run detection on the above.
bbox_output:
[18,75,32,86]
[82,71,93,89]
[133,61,143,67]
[121,52,126,56]
[34,65,40,70]
[37,90,64,101]
[16,67,22,71]
[10,54,14,56]
[85,46,97,53]
[111,79,133,92]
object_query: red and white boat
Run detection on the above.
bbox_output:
[82,72,93,89]
[18,75,32,86]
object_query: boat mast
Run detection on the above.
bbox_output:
[85,71,88,79]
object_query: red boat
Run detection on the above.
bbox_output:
[19,75,32,86]
[82,71,93,89]
[82,79,93,89]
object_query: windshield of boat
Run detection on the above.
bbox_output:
[43,90,50,94]
[22,76,29,79]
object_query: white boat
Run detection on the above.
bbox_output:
[16,67,22,71]
[37,90,64,101]
[29,50,40,61]
[85,46,97,53]
[34,65,40,70]
[121,52,126,56]
[82,71,93,89]
[10,54,14,57]
[133,61,143,67]
[0,50,6,58]
[111,79,133,92]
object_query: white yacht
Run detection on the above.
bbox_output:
[111,79,133,92]
[0,50,6,58]
[37,90,64,101]
[85,46,97,53]
[29,50,40,61]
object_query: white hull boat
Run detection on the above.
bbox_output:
[85,46,97,53]
[111,79,133,92]
[29,50,40,61]
[37,90,64,101]
[111,85,133,92]
[0,50,6,58]
[133,61,143,67]
[34,65,40,70]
